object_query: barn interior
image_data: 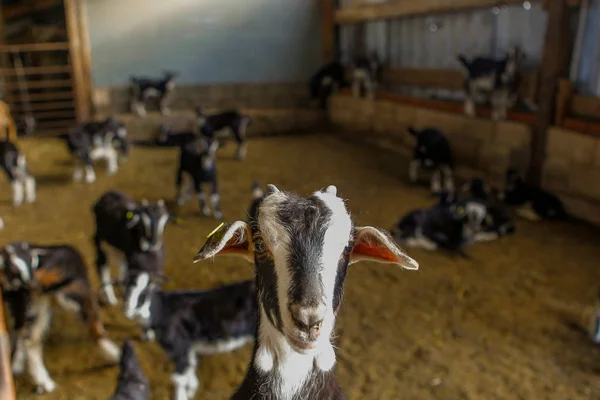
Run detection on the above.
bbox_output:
[1,0,600,399]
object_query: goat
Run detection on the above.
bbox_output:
[125,276,256,400]
[109,340,150,400]
[0,139,36,206]
[309,61,348,109]
[130,71,178,117]
[155,124,198,147]
[499,169,567,221]
[64,116,129,183]
[193,184,419,399]
[352,52,382,100]
[0,242,120,393]
[196,107,251,161]
[458,46,524,121]
[175,136,223,219]
[92,190,169,307]
[407,127,454,194]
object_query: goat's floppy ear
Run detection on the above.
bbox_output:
[350,226,419,270]
[194,221,254,263]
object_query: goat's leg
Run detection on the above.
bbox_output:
[105,147,119,176]
[210,180,223,220]
[25,297,56,394]
[442,165,454,191]
[7,289,29,375]
[409,159,420,183]
[352,78,360,98]
[24,171,36,203]
[464,95,476,117]
[72,158,84,182]
[171,349,199,400]
[11,178,24,206]
[364,77,375,101]
[194,180,211,217]
[159,96,171,116]
[11,334,26,375]
[430,169,442,194]
[235,119,249,161]
[175,167,192,206]
[84,159,96,183]
[61,279,120,362]
[94,236,118,306]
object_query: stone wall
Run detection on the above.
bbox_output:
[93,82,311,115]
[328,94,600,227]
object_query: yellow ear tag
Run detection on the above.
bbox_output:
[207,222,225,238]
[126,211,134,219]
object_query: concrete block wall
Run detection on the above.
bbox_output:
[93,82,311,115]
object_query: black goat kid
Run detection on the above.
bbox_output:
[130,70,178,117]
[196,107,251,161]
[0,138,36,206]
[408,127,454,194]
[309,61,348,109]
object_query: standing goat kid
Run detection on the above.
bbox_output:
[352,52,382,100]
[196,107,251,161]
[458,46,524,120]
[309,61,348,109]
[130,71,178,117]
[0,242,120,393]
[0,139,36,206]
[92,190,169,307]
[407,127,454,194]
[194,184,419,399]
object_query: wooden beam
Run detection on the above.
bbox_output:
[64,0,88,122]
[0,42,69,52]
[4,91,73,102]
[335,0,530,24]
[0,65,71,75]
[77,0,94,116]
[10,100,73,111]
[5,79,72,89]
[571,95,600,119]
[3,0,62,20]
[17,109,75,119]
[34,118,75,128]
[0,291,16,400]
[528,0,570,185]
[321,0,336,63]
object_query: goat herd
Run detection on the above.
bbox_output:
[0,55,586,400]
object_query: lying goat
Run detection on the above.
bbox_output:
[309,61,348,109]
[64,116,129,183]
[93,190,169,307]
[130,70,178,117]
[194,184,419,399]
[125,275,256,400]
[458,46,524,120]
[499,169,567,221]
[196,107,251,161]
[352,52,382,100]
[109,340,150,400]
[155,124,198,147]
[408,127,454,194]
[0,139,36,206]
[175,136,223,219]
[0,242,120,393]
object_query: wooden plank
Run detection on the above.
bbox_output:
[321,0,336,63]
[528,0,570,185]
[3,0,62,20]
[0,65,71,75]
[32,127,71,136]
[5,79,72,89]
[64,0,88,122]
[10,100,73,111]
[335,0,530,24]
[4,91,73,102]
[571,95,600,119]
[0,42,69,52]
[77,0,94,115]
[34,118,75,128]
[15,109,75,119]
[383,68,464,90]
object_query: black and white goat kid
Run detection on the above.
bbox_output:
[193,184,419,399]
[196,107,251,161]
[175,136,223,219]
[309,61,348,109]
[130,70,178,117]
[64,116,129,183]
[0,138,35,206]
[352,52,382,100]
[499,168,567,221]
[92,190,169,307]
[0,242,120,393]
[124,275,256,400]
[408,126,454,194]
[458,46,524,120]
[109,340,150,400]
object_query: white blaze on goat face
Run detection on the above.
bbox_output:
[124,272,150,320]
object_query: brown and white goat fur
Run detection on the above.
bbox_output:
[194,184,419,399]
[0,242,120,393]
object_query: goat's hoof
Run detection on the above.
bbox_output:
[201,207,211,217]
[35,379,57,394]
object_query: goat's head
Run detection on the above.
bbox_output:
[122,271,164,323]
[0,242,41,291]
[461,177,491,201]
[125,199,170,251]
[104,116,129,156]
[194,184,418,370]
[163,70,179,81]
[484,204,515,236]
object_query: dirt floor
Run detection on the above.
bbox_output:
[4,132,600,400]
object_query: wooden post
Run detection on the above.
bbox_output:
[64,0,89,122]
[0,291,16,400]
[527,0,570,186]
[555,78,573,126]
[76,0,94,116]
[321,0,336,63]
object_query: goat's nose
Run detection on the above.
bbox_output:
[290,304,326,337]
